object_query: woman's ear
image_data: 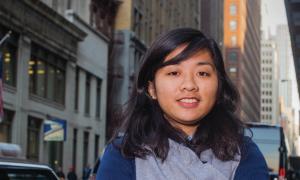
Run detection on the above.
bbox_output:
[147,81,157,100]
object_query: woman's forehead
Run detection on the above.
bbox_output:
[163,46,214,67]
[163,44,213,63]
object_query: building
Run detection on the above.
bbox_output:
[200,0,224,49]
[274,25,300,155]
[224,0,261,122]
[285,0,300,98]
[107,0,201,138]
[285,1,300,155]
[260,38,279,125]
[0,0,118,176]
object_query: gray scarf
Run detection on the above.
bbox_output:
[136,139,240,180]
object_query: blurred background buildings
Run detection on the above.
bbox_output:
[0,0,300,178]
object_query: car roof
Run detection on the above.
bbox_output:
[0,158,53,170]
[246,122,281,129]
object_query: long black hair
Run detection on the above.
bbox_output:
[112,28,245,161]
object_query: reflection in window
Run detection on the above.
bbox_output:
[29,43,66,105]
[55,68,65,104]
[0,26,19,87]
[46,65,55,101]
[36,60,46,97]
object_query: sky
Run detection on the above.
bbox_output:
[261,0,287,35]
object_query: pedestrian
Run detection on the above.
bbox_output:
[96,28,269,180]
[82,164,91,180]
[67,166,77,180]
[90,158,101,180]
[56,166,65,180]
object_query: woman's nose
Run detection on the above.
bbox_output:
[180,74,199,91]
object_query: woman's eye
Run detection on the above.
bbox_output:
[198,72,210,77]
[167,71,179,76]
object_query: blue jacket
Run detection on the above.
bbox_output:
[97,136,269,180]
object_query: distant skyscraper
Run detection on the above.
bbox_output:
[275,25,300,155]
[224,0,261,122]
[260,38,279,125]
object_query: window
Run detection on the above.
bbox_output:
[95,78,102,118]
[74,67,80,110]
[83,131,89,167]
[85,73,91,115]
[1,26,19,87]
[229,20,237,31]
[0,109,14,142]
[94,134,100,161]
[29,43,66,105]
[228,52,238,62]
[231,35,237,46]
[72,128,77,166]
[48,141,63,169]
[36,60,46,97]
[27,116,41,161]
[230,3,237,15]
[229,67,237,72]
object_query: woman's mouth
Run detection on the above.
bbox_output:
[177,98,200,108]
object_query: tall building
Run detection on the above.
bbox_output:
[107,0,201,138]
[260,38,279,125]
[0,0,118,176]
[200,0,224,49]
[224,0,261,122]
[275,25,300,155]
[285,0,300,98]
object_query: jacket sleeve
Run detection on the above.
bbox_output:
[96,140,135,180]
[234,136,269,180]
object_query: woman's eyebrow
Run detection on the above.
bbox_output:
[196,62,216,70]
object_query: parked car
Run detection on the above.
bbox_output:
[245,123,289,180]
[0,142,59,180]
[287,156,300,180]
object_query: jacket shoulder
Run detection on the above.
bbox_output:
[96,138,135,180]
[234,136,269,180]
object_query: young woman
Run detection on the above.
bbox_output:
[97,28,269,180]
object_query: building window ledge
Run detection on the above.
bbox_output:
[29,94,65,111]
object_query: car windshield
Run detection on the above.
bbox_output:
[245,127,281,173]
[0,168,57,180]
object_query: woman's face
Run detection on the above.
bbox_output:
[148,46,218,136]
